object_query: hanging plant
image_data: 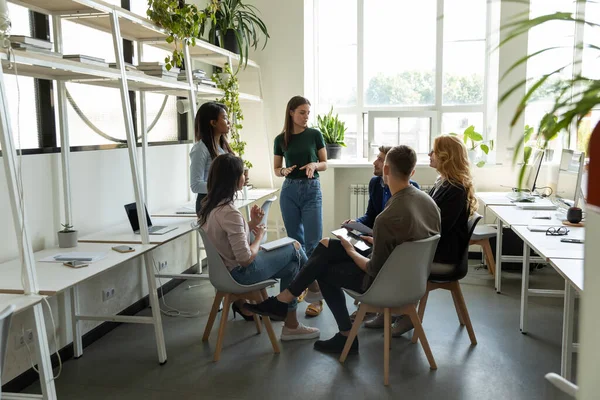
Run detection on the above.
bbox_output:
[146,0,218,71]
[212,63,252,169]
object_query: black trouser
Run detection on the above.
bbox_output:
[288,240,367,332]
[195,193,206,214]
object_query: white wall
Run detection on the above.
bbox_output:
[0,144,194,382]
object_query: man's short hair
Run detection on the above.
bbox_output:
[385,145,417,179]
[378,145,393,155]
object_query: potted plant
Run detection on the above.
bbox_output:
[523,113,561,164]
[314,107,347,160]
[199,0,270,69]
[450,125,494,167]
[146,0,218,71]
[58,223,78,248]
[212,63,252,183]
[500,4,600,187]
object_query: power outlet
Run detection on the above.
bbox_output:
[158,261,168,271]
[102,287,116,302]
[15,329,34,348]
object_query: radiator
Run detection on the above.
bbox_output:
[349,184,369,220]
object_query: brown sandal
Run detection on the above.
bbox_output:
[305,300,323,317]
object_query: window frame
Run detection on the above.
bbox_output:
[313,0,491,160]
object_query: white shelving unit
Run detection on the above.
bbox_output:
[0,1,270,398]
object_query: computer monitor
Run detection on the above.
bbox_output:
[553,149,585,209]
[525,148,544,193]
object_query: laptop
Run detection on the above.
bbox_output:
[124,202,177,235]
[506,149,544,202]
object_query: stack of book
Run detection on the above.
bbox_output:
[10,36,61,58]
[137,62,179,80]
[177,69,206,82]
[63,54,108,68]
[108,62,138,71]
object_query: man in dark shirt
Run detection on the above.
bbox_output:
[348,146,420,229]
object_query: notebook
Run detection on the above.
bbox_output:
[260,237,296,252]
[331,228,371,252]
[341,221,373,236]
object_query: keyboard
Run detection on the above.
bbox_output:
[506,192,535,202]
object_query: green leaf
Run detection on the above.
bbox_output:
[480,144,490,155]
[523,146,532,164]
[476,161,486,168]
[448,132,457,136]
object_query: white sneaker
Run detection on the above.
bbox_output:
[304,290,324,304]
[280,323,320,341]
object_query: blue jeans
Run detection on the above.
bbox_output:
[280,179,323,258]
[229,244,307,310]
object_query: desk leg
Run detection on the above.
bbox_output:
[520,242,530,334]
[495,220,503,293]
[195,230,201,271]
[32,303,57,400]
[561,282,575,379]
[71,286,83,358]
[143,253,167,364]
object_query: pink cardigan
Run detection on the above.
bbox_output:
[202,202,252,271]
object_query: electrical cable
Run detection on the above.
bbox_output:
[151,257,200,318]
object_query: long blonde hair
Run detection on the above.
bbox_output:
[433,136,478,216]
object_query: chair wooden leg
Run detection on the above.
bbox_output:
[213,293,231,362]
[260,289,281,354]
[384,308,391,386]
[340,305,368,363]
[452,282,477,345]
[252,302,262,334]
[407,306,437,370]
[482,239,496,277]
[203,291,225,342]
[451,289,466,326]
[417,291,429,322]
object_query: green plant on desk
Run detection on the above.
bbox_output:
[60,223,75,233]
[58,223,78,248]
[449,125,494,168]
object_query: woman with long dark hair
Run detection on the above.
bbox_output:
[274,95,328,317]
[199,153,320,341]
[190,102,233,214]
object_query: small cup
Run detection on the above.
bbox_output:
[567,207,583,224]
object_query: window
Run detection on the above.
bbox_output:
[1,4,38,151]
[313,0,489,160]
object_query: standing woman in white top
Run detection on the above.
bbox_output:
[190,102,233,215]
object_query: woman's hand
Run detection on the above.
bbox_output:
[360,235,374,245]
[300,162,318,179]
[248,205,265,230]
[252,224,267,240]
[335,234,356,255]
[280,165,297,177]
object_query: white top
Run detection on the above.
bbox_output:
[0,243,155,295]
[488,205,566,227]
[549,258,584,292]
[78,217,196,245]
[511,225,585,260]
[189,141,226,194]
[0,294,43,314]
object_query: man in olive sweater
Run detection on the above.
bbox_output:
[245,145,441,354]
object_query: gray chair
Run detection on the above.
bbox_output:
[545,373,578,399]
[340,235,441,386]
[469,216,497,277]
[194,224,280,361]
[418,214,482,346]
[1,305,16,396]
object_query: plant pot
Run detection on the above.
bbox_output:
[326,144,342,160]
[545,149,555,162]
[243,168,250,186]
[58,231,78,248]
[218,29,240,54]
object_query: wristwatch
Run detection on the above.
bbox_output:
[280,167,285,176]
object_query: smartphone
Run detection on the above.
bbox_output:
[560,238,584,244]
[63,261,89,268]
[112,245,135,253]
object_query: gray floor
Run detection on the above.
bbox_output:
[24,262,573,399]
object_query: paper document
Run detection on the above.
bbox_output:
[40,252,108,263]
[331,229,371,252]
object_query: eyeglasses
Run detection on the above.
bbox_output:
[546,227,569,236]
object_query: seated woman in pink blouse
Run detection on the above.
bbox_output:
[199,153,320,341]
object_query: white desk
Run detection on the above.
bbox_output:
[0,294,56,400]
[477,191,555,208]
[549,258,584,380]
[78,217,196,244]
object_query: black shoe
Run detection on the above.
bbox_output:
[231,302,255,322]
[243,296,288,320]
[314,333,358,355]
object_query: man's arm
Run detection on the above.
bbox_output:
[364,217,397,278]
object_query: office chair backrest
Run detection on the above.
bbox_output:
[359,235,440,308]
[1,304,16,387]
[193,222,246,293]
[545,373,577,399]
